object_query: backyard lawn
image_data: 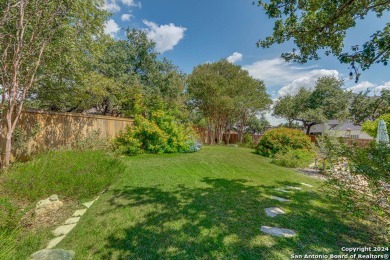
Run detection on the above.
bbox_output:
[58,146,377,259]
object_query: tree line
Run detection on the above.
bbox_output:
[0,0,272,167]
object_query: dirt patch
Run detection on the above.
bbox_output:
[21,198,79,231]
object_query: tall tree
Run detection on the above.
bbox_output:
[256,0,390,80]
[274,76,350,134]
[187,60,271,144]
[0,0,108,167]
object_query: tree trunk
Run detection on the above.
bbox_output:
[305,122,315,135]
[225,127,231,145]
[216,125,223,144]
[3,134,12,168]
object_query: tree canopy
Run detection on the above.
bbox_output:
[256,0,390,79]
[273,76,350,134]
[187,60,271,144]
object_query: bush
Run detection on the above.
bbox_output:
[2,150,124,202]
[362,113,390,138]
[114,110,197,155]
[271,149,315,168]
[255,127,312,157]
[241,133,254,148]
[346,142,390,185]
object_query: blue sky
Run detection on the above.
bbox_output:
[103,0,390,123]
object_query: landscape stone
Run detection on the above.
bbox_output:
[300,183,314,188]
[265,207,285,217]
[29,249,75,260]
[52,224,77,236]
[35,196,63,216]
[49,194,59,201]
[46,236,66,249]
[72,209,87,217]
[271,196,290,202]
[82,200,94,208]
[275,188,291,193]
[64,217,80,225]
[260,226,296,237]
[285,186,302,190]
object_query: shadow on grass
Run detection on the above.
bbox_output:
[99,178,379,259]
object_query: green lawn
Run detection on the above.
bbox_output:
[59,146,378,259]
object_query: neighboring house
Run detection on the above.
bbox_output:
[309,120,374,140]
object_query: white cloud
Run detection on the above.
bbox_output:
[143,20,187,53]
[348,81,390,95]
[120,0,141,8]
[243,58,310,87]
[226,52,243,64]
[347,81,376,93]
[102,0,121,12]
[243,57,339,97]
[121,13,132,21]
[278,69,339,96]
[104,19,120,38]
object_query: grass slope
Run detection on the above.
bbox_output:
[59,146,377,259]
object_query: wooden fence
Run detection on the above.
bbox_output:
[1,109,134,159]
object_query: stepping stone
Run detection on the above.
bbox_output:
[260,226,296,238]
[285,186,302,190]
[265,207,285,217]
[46,235,66,249]
[82,200,94,208]
[301,183,314,188]
[72,209,87,217]
[64,217,80,225]
[271,196,290,202]
[30,249,75,260]
[52,224,77,237]
[275,188,291,193]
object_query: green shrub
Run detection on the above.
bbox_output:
[255,127,312,157]
[271,149,315,168]
[362,113,390,138]
[346,142,390,184]
[114,110,197,155]
[241,133,254,148]
[3,150,124,202]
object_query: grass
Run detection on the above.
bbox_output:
[57,146,382,259]
[2,150,124,202]
[0,149,124,260]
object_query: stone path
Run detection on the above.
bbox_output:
[261,182,314,238]
[265,207,285,217]
[260,226,297,237]
[271,196,290,202]
[46,197,99,249]
[29,249,75,260]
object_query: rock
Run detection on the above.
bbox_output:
[46,236,66,249]
[49,195,59,201]
[64,217,80,225]
[300,183,313,188]
[82,200,94,208]
[35,196,63,216]
[29,249,75,260]
[52,224,77,237]
[265,207,285,217]
[271,196,290,202]
[260,226,296,237]
[72,209,87,217]
[285,186,302,190]
[275,188,291,193]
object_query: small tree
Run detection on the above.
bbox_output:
[0,0,107,167]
